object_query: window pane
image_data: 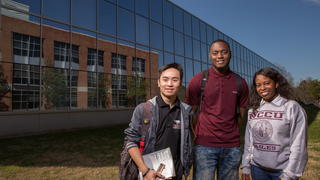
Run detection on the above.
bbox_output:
[164,53,174,65]
[11,0,40,15]
[150,0,162,23]
[72,0,96,30]
[201,43,208,63]
[200,21,206,43]
[207,26,213,45]
[174,55,185,82]
[43,0,70,23]
[213,28,219,40]
[136,15,149,46]
[185,58,193,83]
[163,1,173,27]
[184,36,192,58]
[174,31,184,56]
[118,8,134,42]
[192,17,200,40]
[194,61,201,74]
[150,21,163,50]
[151,49,163,70]
[118,0,134,11]
[98,0,116,36]
[193,40,200,60]
[174,6,183,33]
[164,27,173,52]
[184,12,192,36]
[135,0,149,17]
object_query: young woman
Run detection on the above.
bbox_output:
[241,67,308,180]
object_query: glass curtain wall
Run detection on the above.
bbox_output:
[0,0,280,112]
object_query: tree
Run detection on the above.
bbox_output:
[41,67,68,109]
[0,63,10,111]
[98,73,112,108]
[127,75,149,107]
[295,78,320,106]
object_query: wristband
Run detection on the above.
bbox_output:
[142,168,150,177]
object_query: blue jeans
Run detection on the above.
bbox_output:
[251,165,282,180]
[193,145,242,180]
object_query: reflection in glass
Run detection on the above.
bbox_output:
[207,26,213,45]
[174,55,185,81]
[135,0,149,17]
[118,0,134,11]
[136,15,149,46]
[98,73,112,108]
[174,31,184,56]
[72,0,96,30]
[192,17,200,40]
[194,61,201,74]
[164,53,174,65]
[164,27,174,53]
[41,67,77,110]
[201,43,208,63]
[184,36,193,58]
[175,55,186,100]
[193,40,201,60]
[185,58,193,83]
[98,0,116,36]
[174,6,183,33]
[43,19,70,32]
[184,12,192,36]
[98,34,116,44]
[10,0,40,15]
[150,0,162,23]
[12,32,41,65]
[213,28,218,40]
[150,21,163,50]
[72,27,96,38]
[151,49,163,69]
[43,0,70,23]
[118,7,134,42]
[163,0,173,27]
[200,22,206,43]
[118,40,135,48]
[218,31,224,40]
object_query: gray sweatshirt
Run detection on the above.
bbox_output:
[241,95,308,180]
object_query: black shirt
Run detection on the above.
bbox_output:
[155,96,183,180]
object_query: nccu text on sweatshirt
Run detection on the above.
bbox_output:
[241,95,308,180]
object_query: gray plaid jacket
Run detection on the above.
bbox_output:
[124,96,193,176]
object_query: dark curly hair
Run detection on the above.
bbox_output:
[249,67,293,111]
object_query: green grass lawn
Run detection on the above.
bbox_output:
[0,104,319,179]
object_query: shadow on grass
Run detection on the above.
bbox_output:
[0,124,127,167]
[1,103,319,169]
[302,103,320,126]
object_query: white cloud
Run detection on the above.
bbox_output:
[304,0,320,6]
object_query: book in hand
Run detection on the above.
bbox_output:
[139,147,175,179]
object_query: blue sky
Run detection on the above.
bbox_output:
[170,0,320,84]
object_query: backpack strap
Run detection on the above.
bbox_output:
[200,70,209,111]
[139,101,152,153]
[235,74,242,115]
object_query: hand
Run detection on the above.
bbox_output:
[241,173,251,180]
[143,169,165,180]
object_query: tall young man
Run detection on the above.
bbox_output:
[187,40,249,180]
[124,63,193,180]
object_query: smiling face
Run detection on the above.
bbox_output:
[255,74,279,102]
[158,68,181,99]
[209,41,231,72]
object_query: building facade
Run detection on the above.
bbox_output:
[0,0,279,136]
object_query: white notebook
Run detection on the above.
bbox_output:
[139,147,175,179]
